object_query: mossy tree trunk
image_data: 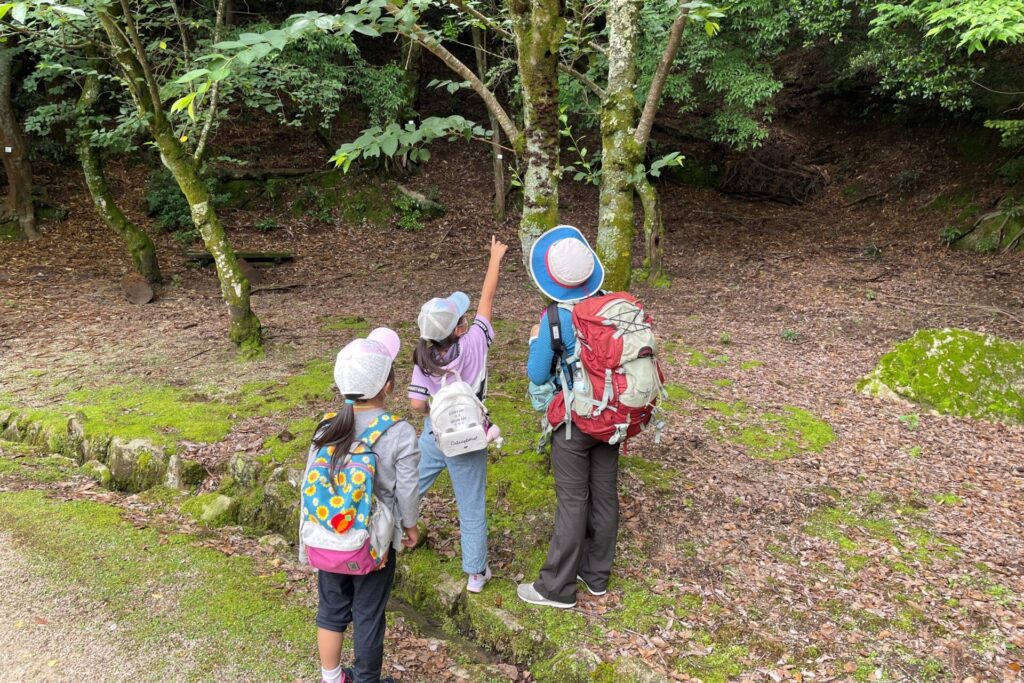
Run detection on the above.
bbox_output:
[0,45,39,241]
[594,0,687,290]
[595,0,642,291]
[99,5,262,355]
[635,175,665,283]
[510,0,565,254]
[76,73,160,283]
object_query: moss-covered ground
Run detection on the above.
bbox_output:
[3,315,1021,682]
[0,489,317,681]
[0,356,335,453]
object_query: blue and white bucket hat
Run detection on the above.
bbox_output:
[528,225,605,302]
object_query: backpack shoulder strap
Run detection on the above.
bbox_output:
[547,302,565,374]
[353,413,403,452]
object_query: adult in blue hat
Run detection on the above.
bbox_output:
[518,225,619,609]
[528,224,605,302]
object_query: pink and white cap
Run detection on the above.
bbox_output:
[333,327,401,399]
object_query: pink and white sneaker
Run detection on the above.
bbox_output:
[486,424,503,449]
[467,566,492,593]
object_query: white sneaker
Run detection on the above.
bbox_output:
[466,566,492,593]
[516,582,576,608]
[576,574,607,596]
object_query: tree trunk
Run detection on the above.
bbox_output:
[0,45,39,241]
[472,27,507,223]
[595,0,642,291]
[635,175,665,284]
[99,7,262,356]
[157,131,262,354]
[77,74,161,283]
[510,0,565,253]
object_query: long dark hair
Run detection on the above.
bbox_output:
[413,317,464,376]
[313,367,395,482]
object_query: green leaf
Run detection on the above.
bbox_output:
[177,68,211,84]
[52,4,85,16]
[418,148,430,162]
[381,135,398,157]
[353,24,380,37]
[170,93,197,114]
[0,4,11,21]
[212,40,247,50]
[11,2,27,23]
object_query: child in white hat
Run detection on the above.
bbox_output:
[299,327,421,683]
[408,236,508,593]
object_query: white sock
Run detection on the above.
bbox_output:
[321,664,343,683]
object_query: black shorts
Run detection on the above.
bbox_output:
[315,549,397,633]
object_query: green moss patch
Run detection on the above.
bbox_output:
[674,632,749,683]
[236,358,335,415]
[705,405,835,460]
[662,383,835,460]
[262,415,320,467]
[858,328,1024,425]
[0,358,336,455]
[951,207,1024,253]
[321,315,370,333]
[804,495,961,574]
[620,455,684,495]
[0,451,77,484]
[0,490,315,680]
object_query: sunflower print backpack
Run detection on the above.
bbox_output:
[300,412,402,575]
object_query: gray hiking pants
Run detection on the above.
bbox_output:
[535,424,620,605]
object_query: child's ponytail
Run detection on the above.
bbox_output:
[312,400,358,483]
[413,323,463,377]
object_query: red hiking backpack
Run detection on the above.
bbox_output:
[545,292,665,445]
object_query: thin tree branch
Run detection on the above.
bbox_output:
[170,0,192,66]
[384,2,520,142]
[97,12,148,112]
[634,0,688,148]
[194,0,228,164]
[560,61,605,99]
[117,0,166,121]
[449,0,512,39]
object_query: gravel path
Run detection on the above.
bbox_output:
[0,532,163,683]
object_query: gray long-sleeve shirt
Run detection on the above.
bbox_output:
[298,408,421,563]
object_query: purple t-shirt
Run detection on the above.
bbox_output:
[409,315,494,400]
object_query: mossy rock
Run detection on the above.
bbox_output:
[229,453,264,487]
[218,179,262,209]
[236,480,300,541]
[393,552,467,619]
[858,328,1024,425]
[182,493,239,527]
[1,413,23,441]
[107,438,168,492]
[166,453,206,490]
[530,646,601,681]
[611,656,671,682]
[81,460,112,487]
[951,209,1024,253]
